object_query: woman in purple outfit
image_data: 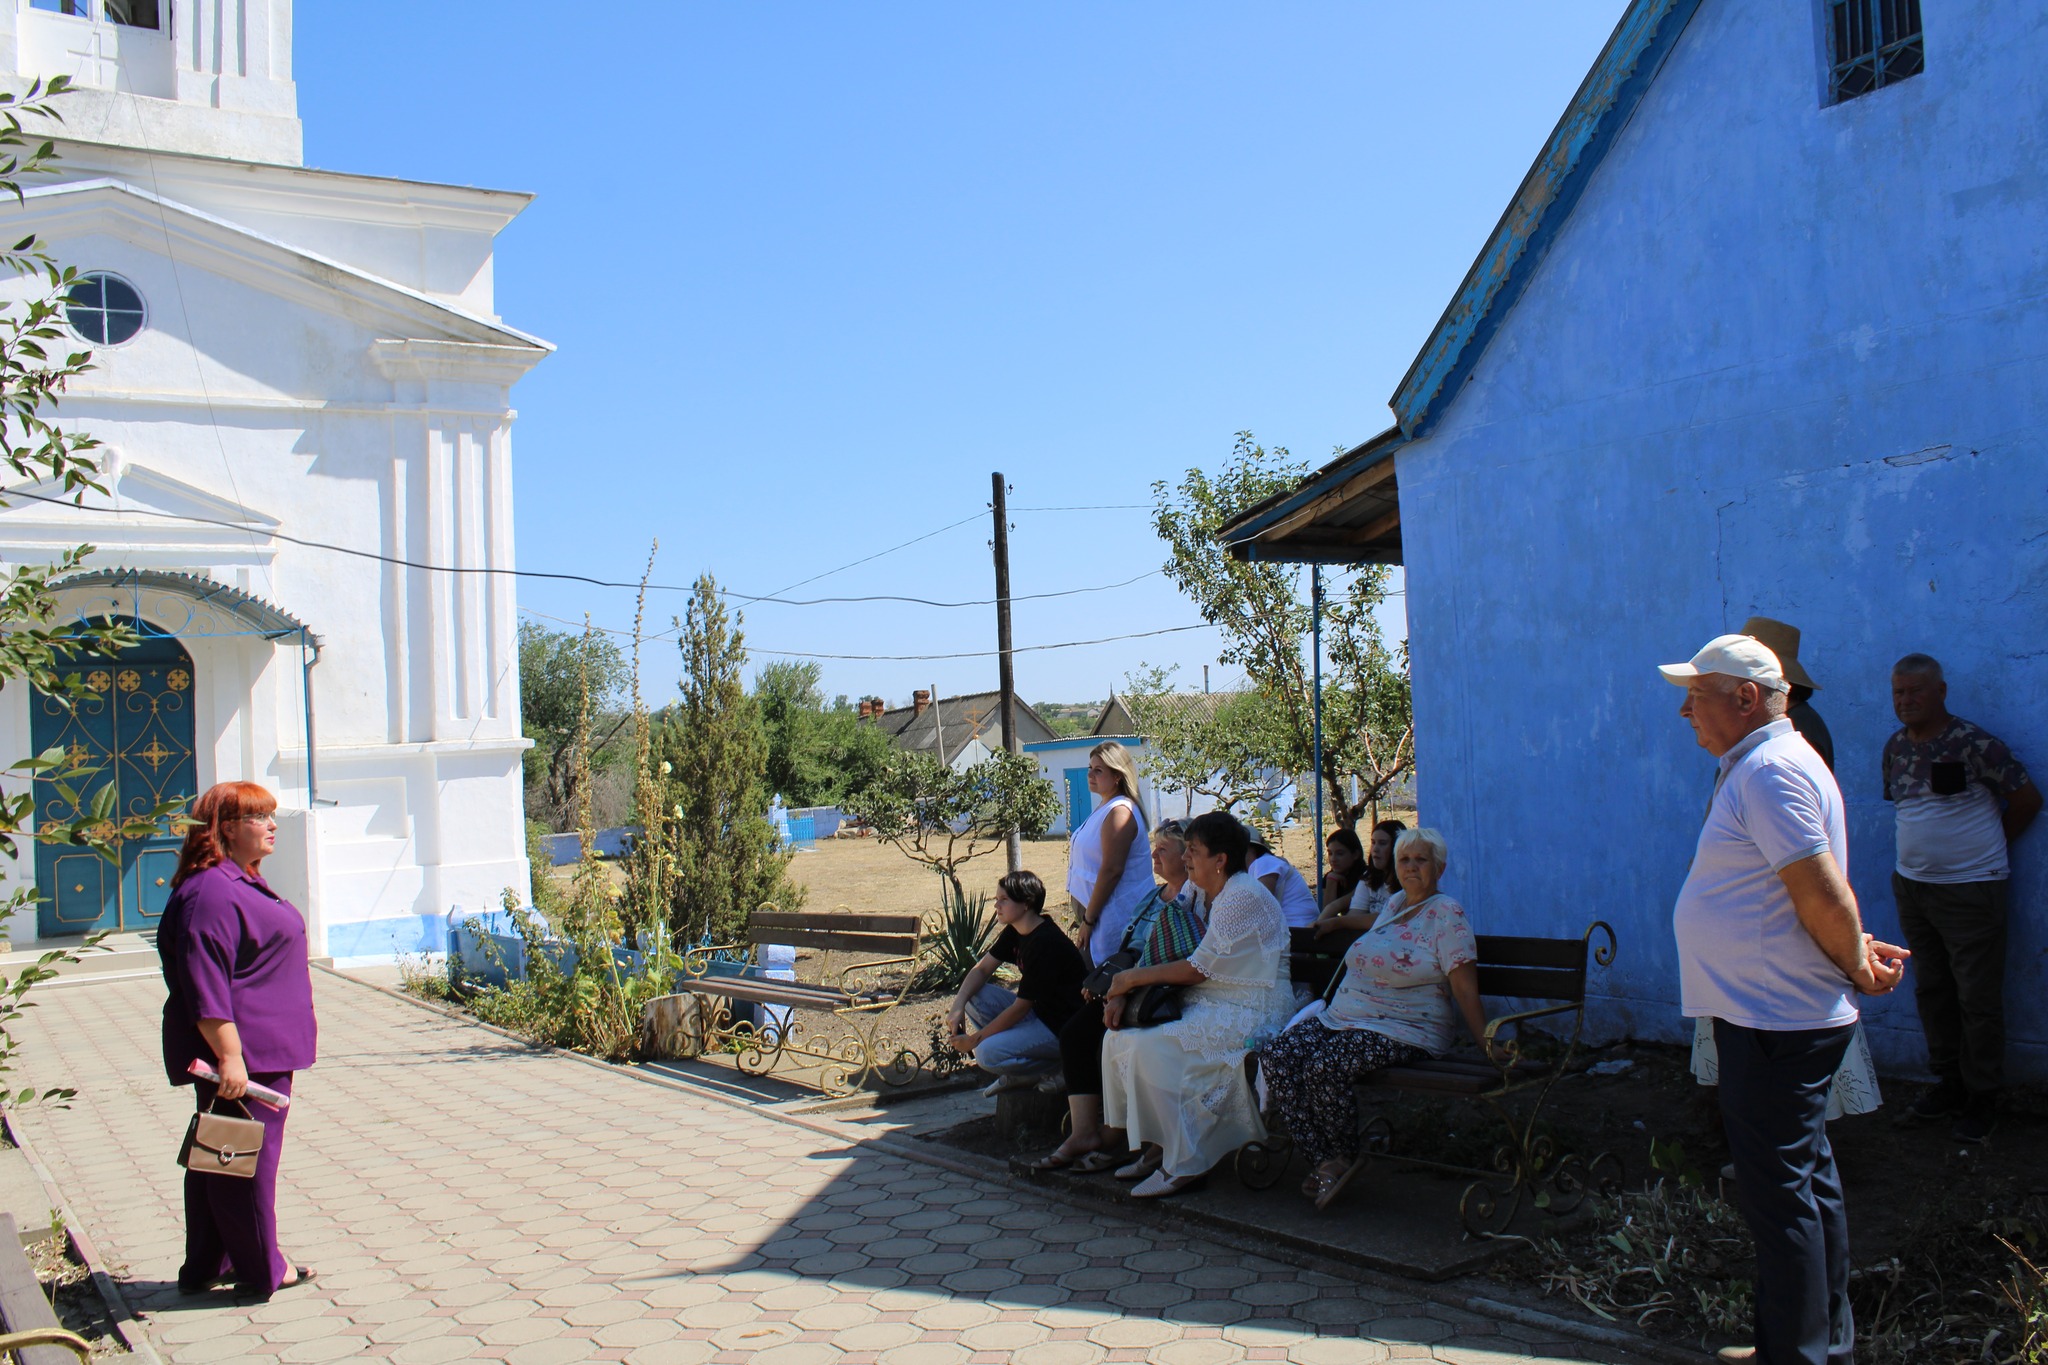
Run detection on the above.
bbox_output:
[158,780,318,1299]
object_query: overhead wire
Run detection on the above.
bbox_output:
[4,489,1177,608]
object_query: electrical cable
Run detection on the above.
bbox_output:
[736,511,984,603]
[4,489,1168,607]
[518,606,1212,662]
[1011,504,1150,512]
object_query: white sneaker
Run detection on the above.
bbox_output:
[981,1074,1033,1097]
[1034,1074,1067,1094]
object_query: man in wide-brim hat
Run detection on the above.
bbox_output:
[1742,616,1833,772]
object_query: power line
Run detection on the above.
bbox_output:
[738,511,984,602]
[1012,504,1150,512]
[2,490,1161,607]
[748,622,1216,662]
[519,606,1213,662]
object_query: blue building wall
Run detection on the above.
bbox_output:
[1397,0,2048,1078]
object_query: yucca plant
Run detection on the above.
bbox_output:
[914,877,998,993]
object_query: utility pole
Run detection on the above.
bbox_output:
[993,471,1021,872]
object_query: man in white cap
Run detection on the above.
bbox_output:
[1661,634,1909,1365]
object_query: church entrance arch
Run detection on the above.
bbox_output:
[31,622,198,936]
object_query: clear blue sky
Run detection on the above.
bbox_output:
[298,3,1630,711]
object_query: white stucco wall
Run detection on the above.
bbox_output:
[0,32,547,959]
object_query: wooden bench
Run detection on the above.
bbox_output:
[1242,921,1620,1235]
[643,910,925,1097]
[0,1214,90,1365]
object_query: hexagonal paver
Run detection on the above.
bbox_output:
[1287,1339,1391,1364]
[1153,1341,1251,1365]
[910,1299,1000,1330]
[957,1320,1052,1352]
[1088,1317,1180,1349]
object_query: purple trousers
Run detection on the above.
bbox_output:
[182,1073,293,1294]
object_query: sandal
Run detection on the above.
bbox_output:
[1312,1157,1367,1212]
[1070,1149,1131,1175]
[1024,1147,1084,1172]
[240,1265,316,1301]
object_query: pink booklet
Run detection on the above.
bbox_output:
[187,1060,290,1111]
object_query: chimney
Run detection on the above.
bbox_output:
[856,699,871,720]
[912,689,931,718]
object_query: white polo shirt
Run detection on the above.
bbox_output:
[1672,718,1859,1032]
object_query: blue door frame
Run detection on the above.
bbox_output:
[32,626,198,936]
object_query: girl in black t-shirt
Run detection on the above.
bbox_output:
[945,871,1087,1095]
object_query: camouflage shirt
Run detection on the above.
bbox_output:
[1881,716,2033,804]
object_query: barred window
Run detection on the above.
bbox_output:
[1829,0,1924,103]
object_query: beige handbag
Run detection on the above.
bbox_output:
[177,1097,264,1179]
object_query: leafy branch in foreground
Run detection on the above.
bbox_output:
[0,78,201,1106]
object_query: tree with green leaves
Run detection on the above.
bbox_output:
[841,749,1058,904]
[649,575,799,943]
[1148,431,1412,827]
[518,618,629,829]
[0,79,195,1105]
[755,660,896,807]
[1117,668,1293,833]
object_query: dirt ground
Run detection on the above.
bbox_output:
[784,822,1389,919]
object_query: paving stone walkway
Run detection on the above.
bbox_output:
[13,972,1630,1364]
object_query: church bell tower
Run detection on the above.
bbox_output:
[0,0,300,165]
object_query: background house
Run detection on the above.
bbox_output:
[1027,690,1296,838]
[858,690,1056,773]
[1221,0,2046,1078]
[0,0,544,964]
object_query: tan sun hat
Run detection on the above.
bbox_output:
[1739,616,1818,691]
[1657,634,1790,693]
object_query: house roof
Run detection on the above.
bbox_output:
[874,691,1056,766]
[1094,690,1242,737]
[1217,0,1703,565]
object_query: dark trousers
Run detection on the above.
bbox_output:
[1059,1003,1109,1097]
[1714,1020,1853,1365]
[183,1073,293,1295]
[1255,1019,1426,1166]
[1893,873,2008,1095]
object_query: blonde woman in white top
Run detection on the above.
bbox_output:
[1067,741,1151,965]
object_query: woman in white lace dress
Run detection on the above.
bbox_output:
[1100,812,1293,1198]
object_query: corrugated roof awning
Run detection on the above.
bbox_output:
[48,568,311,640]
[1216,427,1405,566]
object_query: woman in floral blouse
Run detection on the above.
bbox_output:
[1257,827,1490,1210]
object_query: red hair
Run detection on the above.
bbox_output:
[171,781,279,888]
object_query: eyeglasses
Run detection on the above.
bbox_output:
[1157,819,1186,836]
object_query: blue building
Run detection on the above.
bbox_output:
[1222,0,2047,1079]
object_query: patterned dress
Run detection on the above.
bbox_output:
[1101,872,1293,1179]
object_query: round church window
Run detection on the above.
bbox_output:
[64,272,146,345]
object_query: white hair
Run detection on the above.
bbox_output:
[1393,827,1448,872]
[1705,672,1789,717]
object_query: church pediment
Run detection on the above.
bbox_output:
[0,454,278,568]
[9,179,553,361]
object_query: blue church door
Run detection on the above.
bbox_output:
[31,628,198,937]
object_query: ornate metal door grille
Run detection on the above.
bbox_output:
[31,627,197,936]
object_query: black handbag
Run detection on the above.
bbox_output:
[1081,947,1138,1001]
[1119,982,1184,1028]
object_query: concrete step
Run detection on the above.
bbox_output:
[0,932,158,985]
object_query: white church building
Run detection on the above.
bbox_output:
[0,0,543,961]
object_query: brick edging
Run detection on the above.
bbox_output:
[322,965,1713,1364]
[3,1109,166,1364]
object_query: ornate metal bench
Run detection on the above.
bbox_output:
[1240,921,1621,1235]
[646,910,926,1097]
